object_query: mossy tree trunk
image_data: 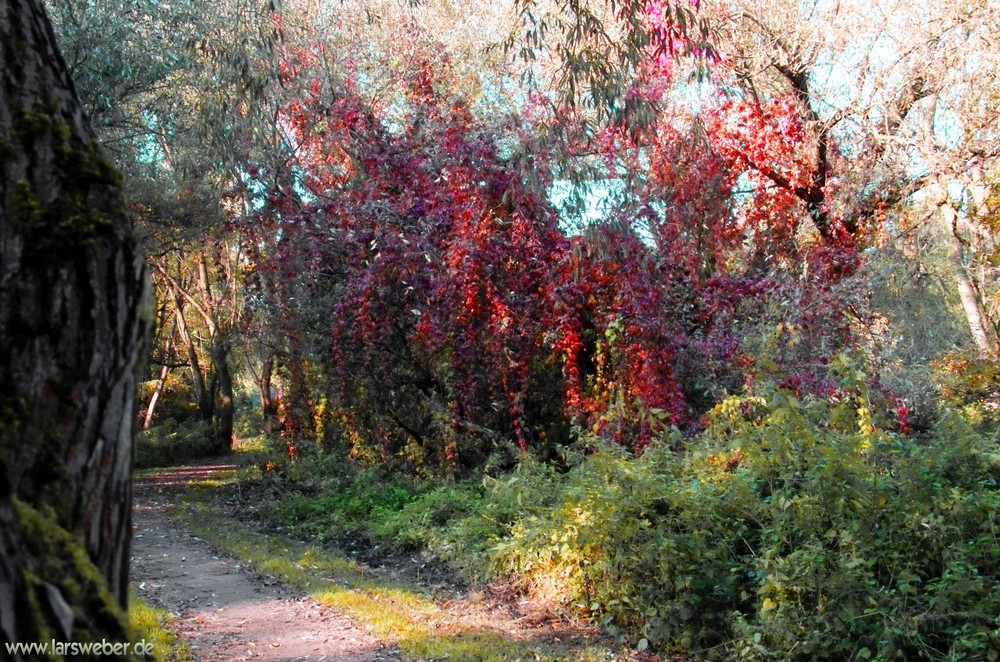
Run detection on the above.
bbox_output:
[0,0,150,656]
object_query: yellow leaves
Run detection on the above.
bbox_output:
[705,448,746,477]
[761,597,779,612]
[707,394,768,431]
[774,322,799,347]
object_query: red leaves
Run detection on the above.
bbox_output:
[247,48,709,453]
[242,28,878,463]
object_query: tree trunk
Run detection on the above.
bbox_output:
[211,338,234,452]
[942,205,998,357]
[173,298,212,419]
[143,318,176,430]
[258,352,279,432]
[0,0,150,655]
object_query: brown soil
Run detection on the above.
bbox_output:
[131,462,661,662]
[131,465,404,661]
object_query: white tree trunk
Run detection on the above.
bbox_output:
[943,204,997,357]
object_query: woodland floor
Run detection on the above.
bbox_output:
[132,464,403,661]
[131,462,644,661]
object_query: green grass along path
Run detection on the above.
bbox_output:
[130,463,649,662]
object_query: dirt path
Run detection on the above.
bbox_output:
[131,465,404,661]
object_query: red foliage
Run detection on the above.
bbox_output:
[242,49,574,460]
[240,25,884,466]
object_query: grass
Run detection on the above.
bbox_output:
[173,477,617,661]
[127,592,190,661]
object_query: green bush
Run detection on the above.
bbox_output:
[259,445,563,577]
[278,479,415,535]
[491,374,1000,659]
[934,350,1000,434]
[374,456,570,577]
[493,438,751,650]
[248,365,1000,659]
[370,483,490,571]
[136,419,222,468]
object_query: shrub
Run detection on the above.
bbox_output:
[934,350,1000,434]
[491,368,1000,659]
[138,372,200,425]
[260,445,565,579]
[248,361,1000,659]
[135,420,221,468]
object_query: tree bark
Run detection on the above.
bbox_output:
[0,0,150,655]
[143,318,176,429]
[942,204,998,357]
[257,352,279,432]
[211,337,234,452]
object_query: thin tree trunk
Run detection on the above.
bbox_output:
[143,318,177,429]
[212,338,235,452]
[0,0,150,653]
[173,298,212,419]
[943,204,998,357]
[258,352,279,432]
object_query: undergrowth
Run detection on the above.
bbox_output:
[135,420,222,469]
[246,362,1000,660]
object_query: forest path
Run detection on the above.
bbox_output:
[130,461,643,662]
[131,464,403,661]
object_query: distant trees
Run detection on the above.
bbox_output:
[148,242,240,450]
[45,0,293,441]
[31,0,999,474]
[702,0,1000,354]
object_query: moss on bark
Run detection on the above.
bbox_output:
[1,499,150,660]
[11,100,121,249]
[1,0,151,654]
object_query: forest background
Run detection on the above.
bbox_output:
[36,0,1000,658]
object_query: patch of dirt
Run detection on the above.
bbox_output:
[131,464,404,661]
[221,476,599,643]
[132,461,664,661]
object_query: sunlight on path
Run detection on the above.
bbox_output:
[131,468,405,661]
